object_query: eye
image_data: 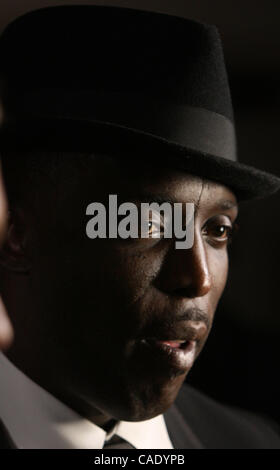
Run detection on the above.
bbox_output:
[202,216,238,247]
[144,218,164,238]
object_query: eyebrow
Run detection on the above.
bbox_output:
[214,200,238,211]
[123,192,238,212]
[118,193,176,206]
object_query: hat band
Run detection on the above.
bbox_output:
[2,89,237,161]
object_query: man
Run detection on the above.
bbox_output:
[0,5,279,449]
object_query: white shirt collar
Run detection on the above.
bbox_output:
[0,352,174,449]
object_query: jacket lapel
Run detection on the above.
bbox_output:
[0,420,16,449]
[164,403,204,449]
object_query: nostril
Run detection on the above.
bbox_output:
[172,276,211,298]
[172,287,199,299]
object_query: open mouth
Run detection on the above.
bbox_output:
[138,337,197,373]
[144,338,190,350]
[157,340,188,349]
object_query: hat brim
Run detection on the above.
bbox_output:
[1,116,279,201]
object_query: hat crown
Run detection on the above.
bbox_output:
[1,6,278,200]
[0,5,233,122]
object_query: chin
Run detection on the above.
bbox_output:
[107,370,187,422]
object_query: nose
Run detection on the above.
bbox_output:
[156,230,212,298]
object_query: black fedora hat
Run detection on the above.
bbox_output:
[0,5,279,201]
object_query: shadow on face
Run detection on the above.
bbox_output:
[0,152,238,425]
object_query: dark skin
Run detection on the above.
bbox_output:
[1,155,238,428]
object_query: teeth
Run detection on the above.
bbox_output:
[159,340,186,348]
[141,338,187,345]
[164,340,185,343]
[156,339,186,344]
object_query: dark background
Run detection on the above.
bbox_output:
[1,1,280,422]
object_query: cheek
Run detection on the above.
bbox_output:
[72,243,167,346]
[208,248,229,310]
[97,244,166,305]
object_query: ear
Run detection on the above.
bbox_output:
[0,208,30,275]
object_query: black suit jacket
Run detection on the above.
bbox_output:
[164,384,280,449]
[1,384,280,449]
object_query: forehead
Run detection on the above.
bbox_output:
[89,154,238,210]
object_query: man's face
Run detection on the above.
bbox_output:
[6,155,238,424]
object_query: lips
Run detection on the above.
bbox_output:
[133,321,208,375]
[140,320,207,346]
[145,338,188,350]
[138,337,197,373]
[158,340,186,349]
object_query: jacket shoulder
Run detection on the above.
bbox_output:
[174,383,280,449]
[0,420,15,449]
